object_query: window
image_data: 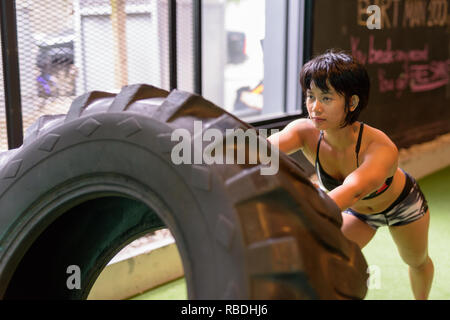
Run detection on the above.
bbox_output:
[202,0,306,122]
[1,0,308,150]
[8,0,171,149]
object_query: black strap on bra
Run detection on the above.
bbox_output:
[315,131,324,166]
[355,122,364,167]
[316,122,364,168]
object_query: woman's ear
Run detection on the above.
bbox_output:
[350,95,360,112]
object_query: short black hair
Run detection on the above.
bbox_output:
[299,49,370,127]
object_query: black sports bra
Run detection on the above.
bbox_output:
[315,122,394,200]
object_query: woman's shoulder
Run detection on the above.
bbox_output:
[286,117,315,129]
[282,118,320,140]
[280,118,321,154]
[362,123,398,156]
[287,119,322,155]
[268,118,320,155]
[294,118,320,133]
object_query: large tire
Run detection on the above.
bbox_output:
[0,84,368,299]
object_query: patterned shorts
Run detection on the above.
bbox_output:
[344,169,429,230]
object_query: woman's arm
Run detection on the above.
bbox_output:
[327,142,398,211]
[267,118,309,155]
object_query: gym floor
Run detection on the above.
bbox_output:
[129,165,450,300]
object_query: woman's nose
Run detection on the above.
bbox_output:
[311,100,322,113]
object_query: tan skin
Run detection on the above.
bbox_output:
[268,80,434,300]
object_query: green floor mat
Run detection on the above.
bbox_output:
[130,277,187,300]
[364,166,450,300]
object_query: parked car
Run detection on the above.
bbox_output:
[227,31,247,64]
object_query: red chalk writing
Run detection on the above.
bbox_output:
[352,35,449,96]
[409,60,450,92]
[351,35,429,65]
[377,60,450,96]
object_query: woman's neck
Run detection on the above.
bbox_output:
[323,122,361,151]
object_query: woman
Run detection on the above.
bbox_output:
[268,50,434,300]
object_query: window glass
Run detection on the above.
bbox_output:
[5,0,299,150]
[202,0,266,119]
[13,0,170,137]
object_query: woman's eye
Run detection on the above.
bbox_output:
[323,97,331,101]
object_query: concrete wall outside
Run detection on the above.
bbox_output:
[87,238,183,300]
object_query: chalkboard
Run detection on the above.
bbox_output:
[311,0,450,148]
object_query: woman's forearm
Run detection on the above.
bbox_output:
[327,185,363,211]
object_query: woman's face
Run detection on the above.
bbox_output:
[306,80,349,130]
